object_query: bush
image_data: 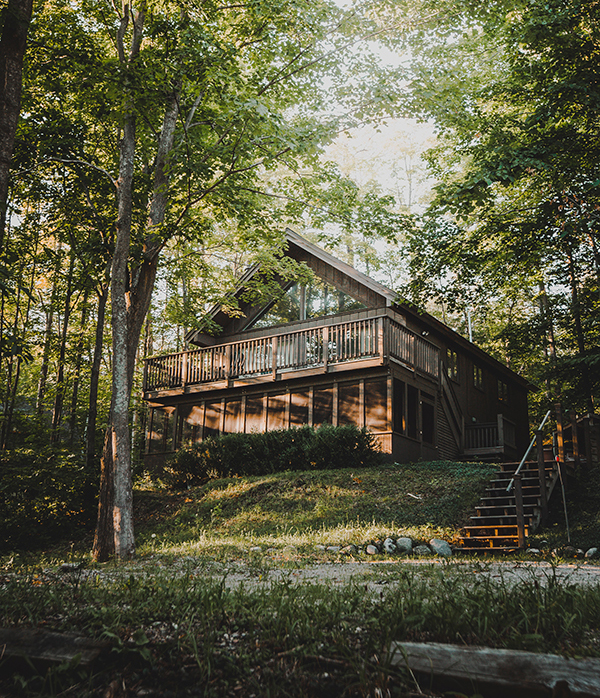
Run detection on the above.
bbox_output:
[165,425,382,489]
[0,447,98,551]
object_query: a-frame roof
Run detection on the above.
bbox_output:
[186,228,396,345]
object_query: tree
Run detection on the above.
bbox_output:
[384,0,600,415]
[0,0,33,248]
[13,0,405,560]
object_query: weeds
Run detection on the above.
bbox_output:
[1,561,600,696]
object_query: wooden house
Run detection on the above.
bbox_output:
[143,229,531,467]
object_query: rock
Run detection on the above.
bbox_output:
[249,546,262,553]
[60,562,84,573]
[585,547,598,559]
[383,538,397,554]
[314,545,327,551]
[527,548,541,555]
[413,545,432,557]
[429,539,452,558]
[340,545,357,555]
[563,546,577,558]
[395,537,413,554]
[575,548,586,558]
[366,544,379,555]
[326,546,341,553]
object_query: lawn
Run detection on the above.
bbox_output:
[1,459,600,697]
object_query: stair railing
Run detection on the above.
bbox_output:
[506,410,551,494]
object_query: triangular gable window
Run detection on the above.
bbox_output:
[249,279,365,330]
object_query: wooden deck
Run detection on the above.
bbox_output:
[143,315,440,397]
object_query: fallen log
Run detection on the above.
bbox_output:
[390,642,600,698]
[0,627,109,671]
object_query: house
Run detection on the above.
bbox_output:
[142,229,531,467]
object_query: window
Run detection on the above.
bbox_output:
[250,280,366,329]
[473,364,484,390]
[497,380,508,402]
[447,349,459,381]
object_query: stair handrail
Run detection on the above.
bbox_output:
[506,410,552,493]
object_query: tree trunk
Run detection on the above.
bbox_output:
[68,288,90,446]
[86,281,108,473]
[51,252,75,444]
[0,0,34,249]
[92,5,182,561]
[566,245,594,412]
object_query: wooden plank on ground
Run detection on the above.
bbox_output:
[0,627,110,670]
[390,641,600,698]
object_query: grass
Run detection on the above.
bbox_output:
[2,459,600,696]
[132,461,498,560]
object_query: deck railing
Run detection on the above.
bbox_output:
[144,315,439,392]
[464,414,517,453]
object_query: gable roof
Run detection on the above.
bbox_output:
[186,228,396,345]
[183,228,530,388]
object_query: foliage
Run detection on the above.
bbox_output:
[136,460,496,548]
[1,560,600,696]
[0,447,97,551]
[164,424,383,489]
[387,0,600,416]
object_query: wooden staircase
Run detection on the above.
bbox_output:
[457,456,560,553]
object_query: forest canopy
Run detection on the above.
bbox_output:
[0,0,597,557]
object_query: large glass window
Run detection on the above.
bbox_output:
[250,279,365,329]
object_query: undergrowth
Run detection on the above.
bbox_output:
[1,562,599,696]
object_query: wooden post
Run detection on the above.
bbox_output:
[359,379,365,428]
[378,316,385,362]
[332,382,338,426]
[536,430,548,527]
[555,402,565,467]
[271,335,278,381]
[583,415,594,468]
[569,410,580,470]
[308,386,314,427]
[513,474,526,549]
[181,351,188,387]
[198,401,205,442]
[322,326,329,372]
[241,395,247,433]
[497,413,504,449]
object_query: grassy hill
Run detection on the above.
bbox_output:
[132,461,498,560]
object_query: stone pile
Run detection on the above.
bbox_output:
[314,536,453,558]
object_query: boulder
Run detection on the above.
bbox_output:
[429,539,452,558]
[395,537,413,554]
[585,547,598,559]
[366,544,379,555]
[383,538,397,554]
[413,545,432,557]
[340,545,358,555]
[326,545,341,553]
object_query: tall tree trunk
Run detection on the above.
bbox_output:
[566,245,594,412]
[93,3,145,562]
[51,252,75,444]
[36,255,61,417]
[68,288,90,446]
[0,267,21,448]
[93,63,180,560]
[2,235,37,447]
[86,281,108,472]
[0,0,34,249]
[538,279,558,399]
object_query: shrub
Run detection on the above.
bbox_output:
[0,447,98,551]
[165,425,382,489]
